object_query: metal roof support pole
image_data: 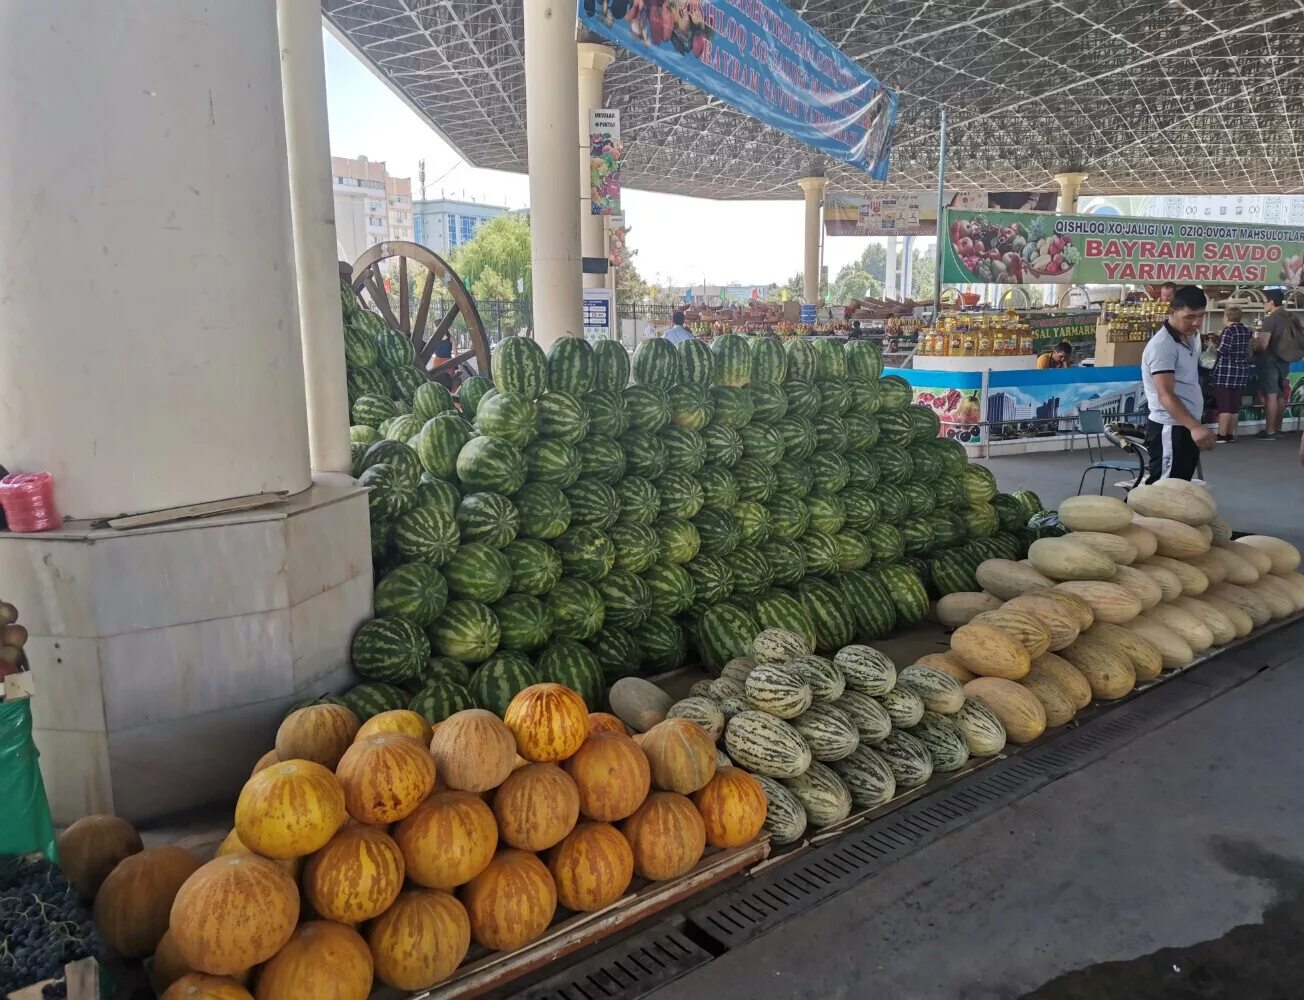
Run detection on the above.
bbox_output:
[579,43,616,290]
[798,176,828,306]
[1055,172,1088,214]
[525,0,584,344]
[933,109,948,324]
[278,0,351,475]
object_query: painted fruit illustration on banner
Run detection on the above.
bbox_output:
[914,388,982,444]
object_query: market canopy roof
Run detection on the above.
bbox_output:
[322,0,1304,199]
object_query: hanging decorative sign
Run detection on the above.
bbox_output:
[578,0,897,181]
[607,214,628,267]
[589,108,623,215]
[941,208,1304,286]
[825,192,1055,237]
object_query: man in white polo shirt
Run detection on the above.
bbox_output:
[1141,284,1214,482]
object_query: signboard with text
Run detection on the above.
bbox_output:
[583,288,615,341]
[578,0,897,180]
[589,108,623,215]
[941,208,1304,286]
[826,192,1056,237]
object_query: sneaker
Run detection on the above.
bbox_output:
[1215,435,1230,444]
[1255,430,1273,439]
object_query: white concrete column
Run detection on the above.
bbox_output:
[278,0,352,475]
[578,43,616,291]
[0,1,311,519]
[525,2,584,345]
[1055,171,1088,214]
[797,177,828,305]
[884,236,899,300]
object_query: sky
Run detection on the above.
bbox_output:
[321,30,907,290]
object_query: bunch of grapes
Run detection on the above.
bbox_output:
[0,855,102,996]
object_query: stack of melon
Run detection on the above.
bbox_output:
[609,626,1009,845]
[933,480,1303,745]
[94,682,766,998]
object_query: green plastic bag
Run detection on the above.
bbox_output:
[0,697,58,861]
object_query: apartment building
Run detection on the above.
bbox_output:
[332,155,413,263]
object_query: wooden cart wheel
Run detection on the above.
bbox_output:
[350,240,491,380]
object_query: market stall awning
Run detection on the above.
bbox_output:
[322,0,1304,199]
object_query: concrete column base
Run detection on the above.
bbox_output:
[2,477,372,824]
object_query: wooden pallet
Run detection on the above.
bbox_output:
[10,957,100,1000]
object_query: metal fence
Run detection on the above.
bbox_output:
[437,296,678,344]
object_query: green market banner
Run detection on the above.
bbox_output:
[1027,312,1098,352]
[941,208,1304,286]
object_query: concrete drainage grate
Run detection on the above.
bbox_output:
[517,923,715,1000]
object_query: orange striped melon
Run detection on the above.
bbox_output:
[335,732,436,825]
[504,683,590,763]
[620,792,707,881]
[214,828,301,880]
[639,718,718,794]
[255,920,373,1000]
[356,709,433,745]
[302,823,405,925]
[275,704,360,770]
[546,821,636,912]
[428,709,517,792]
[234,760,345,860]
[587,712,630,735]
[393,790,498,891]
[691,766,767,848]
[460,849,558,952]
[93,846,202,959]
[914,651,976,683]
[563,732,652,822]
[492,763,581,851]
[160,974,253,1000]
[57,814,143,901]
[366,889,470,991]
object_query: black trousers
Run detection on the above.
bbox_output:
[1144,419,1200,483]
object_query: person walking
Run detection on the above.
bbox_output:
[662,310,695,345]
[1252,289,1301,439]
[1209,306,1254,442]
[1140,285,1214,481]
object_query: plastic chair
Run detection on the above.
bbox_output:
[1073,408,1111,461]
[1077,421,1146,496]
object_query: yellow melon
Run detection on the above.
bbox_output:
[620,792,707,881]
[335,732,436,825]
[961,678,1046,744]
[1027,653,1093,710]
[302,823,405,925]
[392,790,498,891]
[492,763,581,852]
[1027,537,1117,581]
[366,888,470,991]
[968,609,1051,658]
[546,822,635,913]
[275,704,360,770]
[1218,539,1273,576]
[234,760,346,860]
[255,921,373,1000]
[1130,516,1211,559]
[1196,594,1254,638]
[1235,535,1301,575]
[1207,581,1272,628]
[1115,523,1159,561]
[563,731,652,822]
[1142,604,1214,652]
[251,750,280,776]
[1109,564,1164,611]
[1058,495,1133,533]
[914,651,976,683]
[949,622,1030,680]
[1001,594,1081,651]
[1122,618,1193,671]
[460,849,558,952]
[1058,635,1136,700]
[504,683,590,763]
[1018,671,1076,727]
[1171,596,1237,646]
[356,709,433,745]
[974,559,1055,600]
[1086,623,1163,682]
[1052,581,1141,624]
[1026,586,1095,630]
[932,592,1003,628]
[1065,530,1138,566]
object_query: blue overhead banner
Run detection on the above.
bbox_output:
[577,0,897,181]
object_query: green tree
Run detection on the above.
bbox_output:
[829,264,884,306]
[451,214,532,300]
[859,243,888,283]
[473,265,516,303]
[911,246,936,301]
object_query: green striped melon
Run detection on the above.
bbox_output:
[775,416,817,462]
[457,435,526,495]
[897,665,965,715]
[492,336,548,399]
[783,378,821,420]
[501,538,563,596]
[747,382,789,424]
[773,460,814,499]
[469,651,542,716]
[615,476,662,526]
[585,627,639,683]
[693,508,742,557]
[642,562,696,617]
[729,546,774,597]
[430,600,501,663]
[475,390,539,447]
[596,568,651,631]
[362,439,424,489]
[909,712,970,771]
[749,335,788,384]
[833,645,896,695]
[511,482,571,540]
[582,388,629,438]
[546,336,595,395]
[374,563,447,626]
[657,470,705,519]
[552,526,615,582]
[803,530,841,577]
[731,500,771,546]
[685,554,734,605]
[796,577,856,651]
[844,339,884,380]
[927,511,966,550]
[631,337,679,389]
[700,424,744,467]
[536,638,605,710]
[341,681,409,722]
[393,505,460,565]
[456,492,519,548]
[654,515,701,565]
[695,602,759,671]
[876,730,933,788]
[661,426,707,473]
[622,384,672,433]
[564,478,621,531]
[360,466,415,522]
[739,423,785,466]
[816,379,851,418]
[411,381,456,422]
[842,413,880,452]
[607,520,661,574]
[744,662,812,719]
[492,593,553,652]
[668,384,715,431]
[676,338,715,387]
[633,614,687,673]
[575,435,627,484]
[833,690,893,744]
[783,338,817,383]
[592,339,631,392]
[829,745,895,809]
[838,570,898,641]
[963,465,998,506]
[907,405,942,443]
[903,481,936,519]
[408,681,475,725]
[877,687,925,729]
[352,616,429,683]
[781,761,851,828]
[724,711,812,779]
[733,457,778,503]
[787,654,844,700]
[698,466,741,510]
[353,393,401,428]
[351,425,383,450]
[371,517,395,567]
[524,438,581,489]
[537,390,590,445]
[752,774,808,844]
[877,375,912,410]
[445,543,512,604]
[710,333,752,387]
[751,587,816,647]
[620,430,670,480]
[808,452,849,494]
[414,476,459,516]
[954,698,1007,756]
[546,577,606,640]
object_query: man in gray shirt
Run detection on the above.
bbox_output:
[1140,285,1214,481]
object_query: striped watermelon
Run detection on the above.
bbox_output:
[844,452,881,490]
[903,481,936,518]
[536,638,605,710]
[381,413,424,443]
[607,519,661,574]
[634,615,687,673]
[693,508,742,556]
[512,482,571,539]
[585,627,640,683]
[657,470,705,520]
[415,471,459,513]
[547,577,606,640]
[710,385,755,429]
[700,424,744,467]
[371,518,395,568]
[632,337,679,389]
[660,426,707,473]
[551,526,615,582]
[668,384,715,431]
[731,500,771,546]
[875,484,909,525]
[783,378,821,420]
[457,375,494,418]
[430,600,501,664]
[729,546,774,597]
[835,530,871,572]
[676,338,715,387]
[776,416,817,461]
[582,387,630,438]
[877,375,912,410]
[962,464,998,506]
[748,386,789,430]
[803,530,841,577]
[361,464,418,521]
[576,435,627,484]
[622,384,672,433]
[795,576,856,651]
[502,538,563,596]
[444,542,512,603]
[844,339,884,380]
[347,365,390,404]
[654,515,702,565]
[698,466,741,510]
[415,414,473,480]
[641,561,696,617]
[696,602,760,670]
[816,379,851,418]
[773,459,814,499]
[456,492,519,548]
[408,680,476,724]
[393,505,460,565]
[726,712,812,780]
[620,431,670,480]
[492,336,548,399]
[961,502,999,538]
[710,333,752,387]
[361,439,424,489]
[492,593,553,652]
[592,338,631,392]
[343,324,377,370]
[537,390,590,445]
[470,651,542,716]
[739,424,785,466]
[875,412,914,449]
[808,452,850,494]
[733,457,778,502]
[475,391,539,447]
[546,337,595,395]
[351,425,383,450]
[564,478,621,530]
[685,554,734,606]
[838,570,898,640]
[412,381,456,422]
[375,327,416,368]
[806,492,846,535]
[783,338,818,383]
[456,435,526,495]
[341,681,409,722]
[524,438,582,489]
[765,494,811,541]
[908,405,942,443]
[840,487,880,533]
[388,365,428,405]
[927,511,966,552]
[830,744,895,809]
[812,339,848,380]
[615,476,661,525]
[759,538,807,587]
[845,376,882,416]
[874,563,930,624]
[352,617,428,683]
[749,336,788,385]
[353,393,401,428]
[843,413,880,452]
[373,563,447,626]
[596,568,651,631]
[751,587,816,647]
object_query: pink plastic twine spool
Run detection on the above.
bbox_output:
[0,473,63,532]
